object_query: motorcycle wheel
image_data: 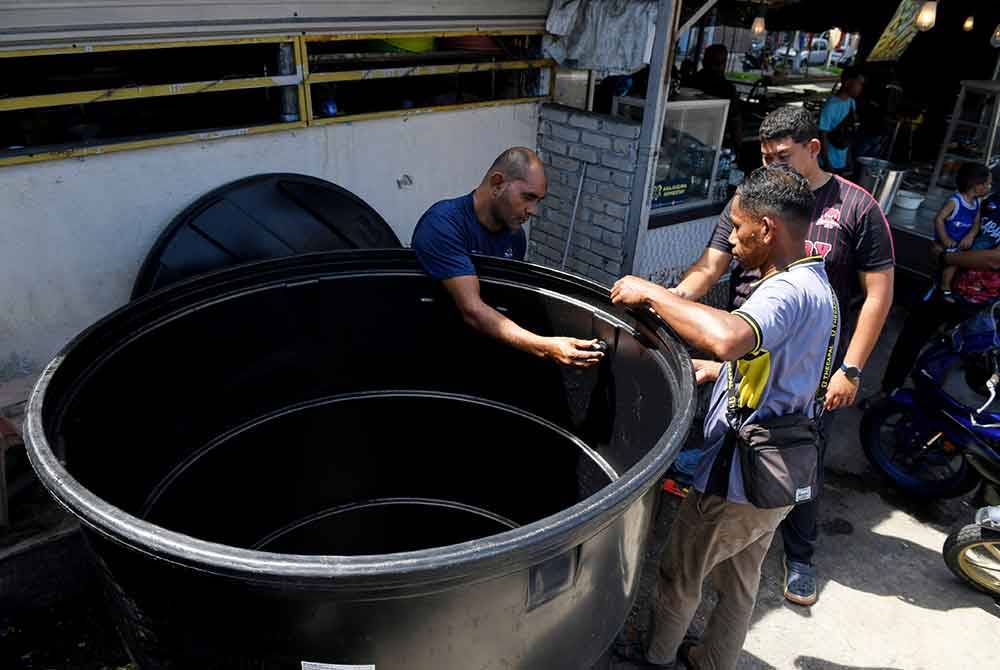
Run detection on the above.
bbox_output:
[861,398,979,498]
[943,523,1000,595]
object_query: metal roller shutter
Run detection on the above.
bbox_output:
[0,1,551,47]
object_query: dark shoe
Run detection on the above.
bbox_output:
[784,559,818,606]
[677,638,699,669]
[612,639,682,669]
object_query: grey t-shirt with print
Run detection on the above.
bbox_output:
[693,257,840,504]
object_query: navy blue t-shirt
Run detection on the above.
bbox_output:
[411,193,526,280]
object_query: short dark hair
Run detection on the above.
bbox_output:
[956,162,991,193]
[735,165,815,235]
[487,147,541,182]
[704,44,728,60]
[759,106,819,146]
[840,66,863,83]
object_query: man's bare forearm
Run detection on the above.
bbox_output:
[460,301,547,357]
[844,268,894,369]
[673,248,732,301]
[641,284,755,360]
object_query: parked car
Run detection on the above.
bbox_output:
[831,45,857,67]
[775,38,830,69]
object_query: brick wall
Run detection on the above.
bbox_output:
[529,104,642,286]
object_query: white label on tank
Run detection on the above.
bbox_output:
[302,663,374,670]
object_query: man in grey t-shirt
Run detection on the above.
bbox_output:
[610,166,838,670]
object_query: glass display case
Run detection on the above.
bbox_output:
[612,96,731,214]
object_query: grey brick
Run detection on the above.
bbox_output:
[568,113,602,131]
[601,229,624,247]
[580,194,604,213]
[596,184,631,205]
[601,259,622,275]
[593,214,625,233]
[570,235,591,251]
[586,165,614,183]
[551,154,580,173]
[611,170,633,189]
[543,234,565,249]
[528,242,553,264]
[539,211,570,229]
[583,179,598,194]
[537,217,565,234]
[590,239,623,260]
[545,166,575,186]
[581,130,613,150]
[605,202,628,219]
[540,105,570,124]
[602,152,636,172]
[569,144,599,164]
[573,222,601,240]
[545,243,567,260]
[534,241,561,260]
[567,258,590,276]
[541,195,566,214]
[575,248,604,267]
[540,136,568,156]
[613,138,639,156]
[603,117,641,139]
[550,123,581,143]
[542,228,567,247]
[546,181,577,201]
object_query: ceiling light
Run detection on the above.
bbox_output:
[916,1,937,32]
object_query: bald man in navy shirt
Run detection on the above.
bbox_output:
[412,147,602,367]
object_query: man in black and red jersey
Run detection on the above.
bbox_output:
[671,106,895,607]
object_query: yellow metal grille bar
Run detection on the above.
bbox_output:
[307,59,552,84]
[0,74,302,112]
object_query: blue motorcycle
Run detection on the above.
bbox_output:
[861,304,1000,595]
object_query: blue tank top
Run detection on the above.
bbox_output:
[943,193,980,243]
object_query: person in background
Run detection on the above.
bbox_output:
[819,67,864,176]
[411,147,603,368]
[687,44,743,149]
[935,162,992,301]
[881,164,1000,393]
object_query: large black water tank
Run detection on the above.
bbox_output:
[25,250,695,670]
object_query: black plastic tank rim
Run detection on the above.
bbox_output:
[24,250,696,594]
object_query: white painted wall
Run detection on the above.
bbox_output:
[0,103,539,375]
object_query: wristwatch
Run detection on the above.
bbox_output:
[840,362,862,381]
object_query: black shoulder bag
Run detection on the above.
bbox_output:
[726,282,839,509]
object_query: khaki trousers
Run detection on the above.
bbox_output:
[646,490,791,670]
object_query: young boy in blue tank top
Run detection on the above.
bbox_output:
[936,162,992,300]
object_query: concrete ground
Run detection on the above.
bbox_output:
[613,308,1000,670]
